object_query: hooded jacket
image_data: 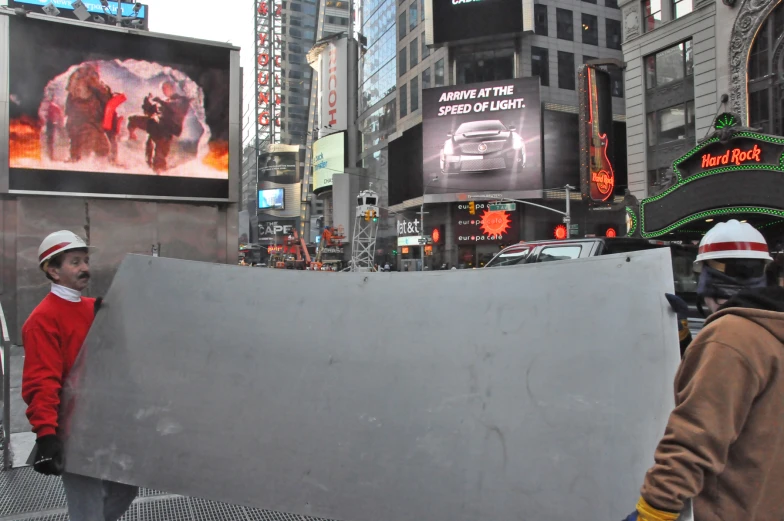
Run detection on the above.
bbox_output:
[640,286,784,521]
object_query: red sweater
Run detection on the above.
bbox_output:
[21,293,95,438]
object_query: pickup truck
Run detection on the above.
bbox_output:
[483,237,703,328]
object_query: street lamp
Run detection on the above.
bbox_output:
[419,177,439,271]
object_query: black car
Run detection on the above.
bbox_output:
[440,120,526,174]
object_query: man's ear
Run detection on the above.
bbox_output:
[45,264,60,282]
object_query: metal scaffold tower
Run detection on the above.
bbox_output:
[348,190,379,272]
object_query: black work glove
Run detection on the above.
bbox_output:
[34,435,64,476]
[94,297,104,316]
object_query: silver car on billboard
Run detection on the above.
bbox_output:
[439,120,526,174]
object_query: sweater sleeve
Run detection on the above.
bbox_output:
[21,325,64,438]
[640,341,761,512]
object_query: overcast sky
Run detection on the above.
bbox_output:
[3,0,257,143]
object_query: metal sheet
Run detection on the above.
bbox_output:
[60,249,680,521]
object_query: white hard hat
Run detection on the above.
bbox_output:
[38,230,89,268]
[694,219,772,272]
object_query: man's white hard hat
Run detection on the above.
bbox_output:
[38,230,89,269]
[694,219,772,273]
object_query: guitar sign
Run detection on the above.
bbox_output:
[587,68,615,202]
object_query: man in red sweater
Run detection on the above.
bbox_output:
[22,230,137,521]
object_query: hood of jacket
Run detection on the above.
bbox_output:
[708,285,784,343]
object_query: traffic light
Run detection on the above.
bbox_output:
[372,210,378,222]
[364,210,370,221]
[468,201,476,215]
[392,249,398,255]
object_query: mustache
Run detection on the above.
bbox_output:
[78,272,91,280]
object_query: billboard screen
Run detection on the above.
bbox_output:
[431,0,523,45]
[313,132,345,192]
[319,38,348,138]
[8,16,231,200]
[423,78,542,194]
[9,0,149,29]
[259,188,285,210]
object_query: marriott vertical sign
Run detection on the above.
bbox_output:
[319,37,348,138]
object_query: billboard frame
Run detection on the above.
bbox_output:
[0,8,240,203]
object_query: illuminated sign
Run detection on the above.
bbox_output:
[397,217,421,237]
[258,220,295,240]
[554,224,568,240]
[700,144,762,168]
[455,202,519,244]
[606,227,617,238]
[583,66,615,202]
[256,0,283,144]
[401,246,410,254]
[432,227,441,243]
[313,132,345,191]
[398,236,425,246]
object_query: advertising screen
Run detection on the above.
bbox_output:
[319,38,348,138]
[9,0,149,29]
[313,132,345,192]
[423,78,542,194]
[454,201,520,244]
[8,16,231,200]
[259,188,285,210]
[431,0,523,45]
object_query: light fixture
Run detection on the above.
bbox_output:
[740,220,748,223]
[705,218,714,223]
[133,2,142,13]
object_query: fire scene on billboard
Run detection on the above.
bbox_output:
[9,61,228,178]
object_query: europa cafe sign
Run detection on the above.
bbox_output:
[675,136,784,180]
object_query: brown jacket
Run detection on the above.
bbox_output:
[641,302,784,521]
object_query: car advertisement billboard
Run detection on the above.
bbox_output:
[454,201,520,244]
[430,0,523,45]
[8,16,231,200]
[313,132,345,192]
[423,78,542,194]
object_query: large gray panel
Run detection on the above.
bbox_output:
[16,197,86,335]
[87,200,158,299]
[60,249,680,521]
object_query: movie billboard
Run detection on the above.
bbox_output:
[423,78,542,194]
[8,16,231,200]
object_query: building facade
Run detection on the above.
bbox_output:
[620,0,784,245]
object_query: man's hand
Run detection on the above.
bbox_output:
[665,293,691,348]
[34,435,64,476]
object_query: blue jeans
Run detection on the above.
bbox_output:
[61,472,138,521]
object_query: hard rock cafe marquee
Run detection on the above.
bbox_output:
[626,114,784,239]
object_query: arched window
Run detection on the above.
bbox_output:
[747,1,784,135]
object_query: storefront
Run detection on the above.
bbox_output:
[626,113,784,248]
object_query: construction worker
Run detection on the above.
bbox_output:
[21,231,138,521]
[624,220,784,521]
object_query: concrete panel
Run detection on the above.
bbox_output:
[155,204,221,262]
[15,197,86,336]
[60,250,681,521]
[87,200,158,299]
[694,70,717,86]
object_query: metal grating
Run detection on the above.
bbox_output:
[0,467,60,516]
[137,487,169,498]
[189,497,250,521]
[459,157,506,171]
[244,508,306,521]
[35,478,67,512]
[136,496,192,521]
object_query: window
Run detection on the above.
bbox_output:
[642,0,662,32]
[558,51,576,90]
[409,1,418,30]
[488,248,531,267]
[747,2,784,135]
[609,66,624,97]
[583,0,597,4]
[647,100,695,145]
[538,246,582,262]
[399,84,407,117]
[672,0,693,19]
[645,41,692,89]
[582,13,598,46]
[421,0,425,20]
[456,48,514,84]
[399,49,407,76]
[435,58,445,85]
[583,55,597,64]
[411,76,419,111]
[423,67,431,88]
[534,4,548,36]
[556,8,573,40]
[410,38,419,66]
[421,33,430,58]
[606,18,622,50]
[399,12,406,39]
[531,47,550,87]
[606,0,619,8]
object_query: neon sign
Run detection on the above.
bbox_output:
[701,144,762,168]
[554,224,568,240]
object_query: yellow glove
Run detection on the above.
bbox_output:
[636,497,680,521]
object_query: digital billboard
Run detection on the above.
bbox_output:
[319,38,348,138]
[454,201,520,244]
[423,78,542,194]
[259,188,285,210]
[313,132,345,192]
[8,16,231,200]
[9,0,149,29]
[431,0,523,45]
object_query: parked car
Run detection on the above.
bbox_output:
[484,237,701,322]
[440,120,526,174]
